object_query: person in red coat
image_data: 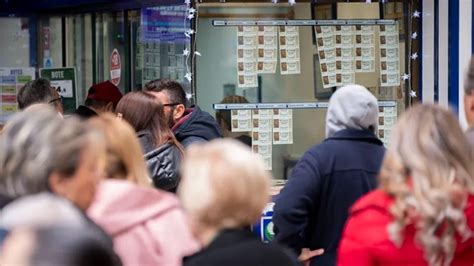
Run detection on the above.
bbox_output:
[338,104,474,266]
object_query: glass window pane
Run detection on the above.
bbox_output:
[65,14,93,112]
[95,11,127,94]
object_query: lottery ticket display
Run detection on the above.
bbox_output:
[354,25,376,73]
[257,26,278,74]
[379,24,401,86]
[316,26,355,88]
[279,26,301,75]
[378,104,397,146]
[237,26,259,88]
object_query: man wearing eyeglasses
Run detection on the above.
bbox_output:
[17,78,64,115]
[145,79,222,148]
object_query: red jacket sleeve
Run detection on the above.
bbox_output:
[337,212,376,266]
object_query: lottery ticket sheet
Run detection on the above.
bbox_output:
[252,109,274,170]
[379,24,401,86]
[272,109,293,144]
[237,26,258,87]
[378,104,398,146]
[354,25,375,73]
[279,26,301,75]
[257,26,278,74]
[231,109,252,132]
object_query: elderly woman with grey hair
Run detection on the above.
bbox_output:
[0,105,116,255]
[179,139,301,266]
[0,104,106,211]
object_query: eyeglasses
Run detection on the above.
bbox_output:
[48,97,62,104]
[163,103,181,107]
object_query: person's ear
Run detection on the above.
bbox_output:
[48,172,68,197]
[174,104,186,121]
[105,102,114,112]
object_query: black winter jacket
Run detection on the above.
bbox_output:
[138,131,182,192]
[184,229,302,266]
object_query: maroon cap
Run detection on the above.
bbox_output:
[86,81,123,107]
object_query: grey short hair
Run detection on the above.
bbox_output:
[465,57,474,95]
[0,105,103,198]
[17,78,55,110]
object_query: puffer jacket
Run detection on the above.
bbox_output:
[338,190,474,266]
[138,131,182,192]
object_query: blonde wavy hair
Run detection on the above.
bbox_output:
[379,104,474,266]
[88,114,151,187]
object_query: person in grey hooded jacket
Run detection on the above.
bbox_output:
[272,84,386,266]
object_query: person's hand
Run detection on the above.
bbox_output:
[298,248,324,266]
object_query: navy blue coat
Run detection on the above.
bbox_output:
[173,106,222,148]
[273,129,385,266]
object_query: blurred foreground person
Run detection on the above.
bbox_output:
[0,104,106,211]
[88,114,198,266]
[116,91,183,192]
[464,57,474,145]
[0,105,113,248]
[338,104,474,266]
[273,84,385,266]
[179,139,301,266]
[0,226,120,266]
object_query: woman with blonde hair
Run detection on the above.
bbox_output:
[179,139,301,266]
[338,104,474,266]
[87,114,198,266]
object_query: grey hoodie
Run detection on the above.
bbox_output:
[326,84,379,138]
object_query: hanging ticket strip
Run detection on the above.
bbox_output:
[279,26,301,75]
[215,101,397,170]
[379,24,401,86]
[237,26,259,87]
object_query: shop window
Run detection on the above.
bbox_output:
[195,1,413,179]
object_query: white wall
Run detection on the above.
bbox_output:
[0,18,30,67]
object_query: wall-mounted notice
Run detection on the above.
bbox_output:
[237,26,258,88]
[40,67,77,113]
[231,109,252,132]
[379,24,401,87]
[272,109,293,145]
[0,68,35,123]
[257,26,278,74]
[378,103,397,146]
[279,26,301,75]
[354,25,375,73]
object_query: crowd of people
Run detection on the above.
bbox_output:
[0,58,473,266]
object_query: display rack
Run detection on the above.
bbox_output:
[212,19,396,27]
[213,101,396,110]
